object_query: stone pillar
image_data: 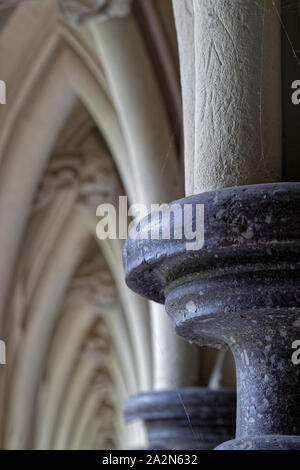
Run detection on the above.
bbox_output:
[60,1,200,396]
[281,0,300,181]
[123,184,300,450]
[150,304,198,391]
[173,0,282,195]
[122,0,300,451]
[172,0,283,447]
[172,0,195,195]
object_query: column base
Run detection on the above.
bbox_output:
[215,435,300,450]
[123,387,236,450]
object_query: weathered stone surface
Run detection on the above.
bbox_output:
[172,0,282,196]
[216,435,300,451]
[123,182,300,449]
[123,388,236,450]
[59,0,132,26]
[124,183,300,304]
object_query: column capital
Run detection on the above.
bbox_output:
[34,152,119,212]
[59,0,133,27]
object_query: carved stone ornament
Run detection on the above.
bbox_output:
[34,152,119,212]
[59,0,133,27]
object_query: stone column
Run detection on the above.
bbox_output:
[123,183,300,450]
[150,303,198,391]
[173,0,282,195]
[172,0,195,195]
[123,0,300,451]
[61,1,195,397]
[85,3,217,449]
[281,0,300,181]
[172,0,282,394]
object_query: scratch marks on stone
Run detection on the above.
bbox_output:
[184,0,193,17]
[176,389,199,443]
[205,40,223,75]
[215,11,237,58]
[212,41,223,67]
[160,128,176,176]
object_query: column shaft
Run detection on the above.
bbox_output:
[173,0,282,194]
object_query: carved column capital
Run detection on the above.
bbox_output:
[59,0,133,27]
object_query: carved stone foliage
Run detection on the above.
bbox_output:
[59,0,132,26]
[33,152,119,212]
[69,253,118,311]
